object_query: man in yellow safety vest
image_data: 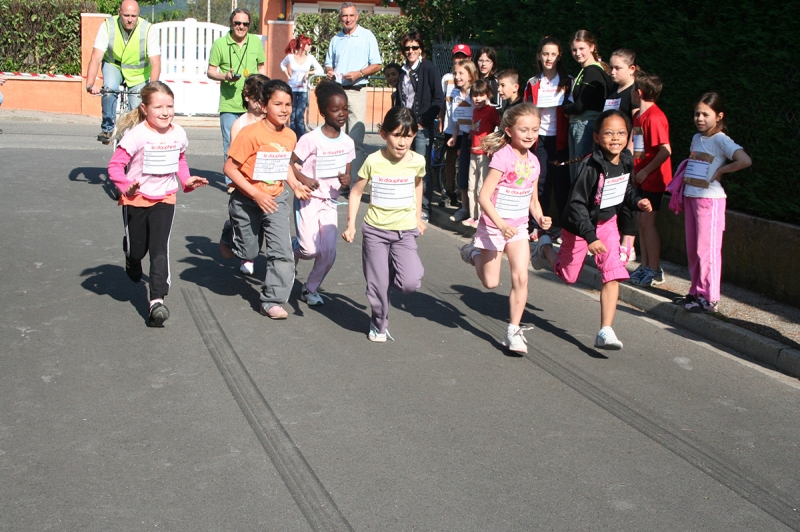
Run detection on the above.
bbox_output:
[86,0,161,143]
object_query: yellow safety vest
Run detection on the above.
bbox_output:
[104,16,151,87]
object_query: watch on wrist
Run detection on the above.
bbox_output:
[86,85,93,93]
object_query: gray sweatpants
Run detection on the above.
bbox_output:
[227,188,295,310]
[361,222,424,333]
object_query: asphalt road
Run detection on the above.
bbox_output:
[1,121,799,531]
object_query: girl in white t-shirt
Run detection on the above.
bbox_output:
[680,92,751,313]
[290,81,355,306]
[280,35,323,138]
[108,82,208,327]
[459,104,551,354]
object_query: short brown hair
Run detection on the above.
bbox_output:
[497,69,519,85]
[634,71,663,102]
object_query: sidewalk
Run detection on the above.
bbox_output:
[426,194,800,380]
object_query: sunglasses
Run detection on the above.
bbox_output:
[403,45,421,51]
[233,21,250,27]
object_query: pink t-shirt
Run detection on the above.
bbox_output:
[480,143,540,228]
[294,126,356,199]
[117,122,189,200]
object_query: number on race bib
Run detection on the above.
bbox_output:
[599,173,629,210]
[253,151,291,182]
[371,175,416,209]
[495,186,533,219]
[142,144,180,175]
[315,151,348,179]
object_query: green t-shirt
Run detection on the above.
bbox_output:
[359,150,426,231]
[208,33,266,113]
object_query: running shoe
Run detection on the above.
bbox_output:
[502,326,533,354]
[149,302,169,327]
[459,241,478,265]
[300,285,324,306]
[260,304,288,319]
[239,260,254,275]
[685,296,719,313]
[368,323,394,342]
[629,265,646,285]
[450,208,468,222]
[595,326,623,350]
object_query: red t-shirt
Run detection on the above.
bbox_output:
[470,103,500,154]
[633,104,672,192]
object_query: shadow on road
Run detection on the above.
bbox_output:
[451,283,609,360]
[189,167,227,193]
[79,264,150,324]
[68,166,119,201]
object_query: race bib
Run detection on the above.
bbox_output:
[371,174,416,209]
[599,173,629,210]
[315,150,348,179]
[252,151,291,182]
[537,88,565,108]
[495,186,533,219]
[684,152,714,189]
[454,101,472,121]
[632,127,645,159]
[603,98,621,111]
[142,144,180,175]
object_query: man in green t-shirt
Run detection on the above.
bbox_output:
[208,8,267,169]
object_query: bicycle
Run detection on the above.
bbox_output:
[97,86,141,150]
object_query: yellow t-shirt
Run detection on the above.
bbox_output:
[359,150,426,231]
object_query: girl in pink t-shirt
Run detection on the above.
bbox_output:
[459,103,551,354]
[108,82,208,327]
[290,82,355,306]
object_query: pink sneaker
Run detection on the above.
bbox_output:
[461,218,478,228]
[260,305,288,319]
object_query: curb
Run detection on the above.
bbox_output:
[429,205,800,380]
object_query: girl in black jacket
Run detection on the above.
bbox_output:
[562,30,614,183]
[531,110,652,350]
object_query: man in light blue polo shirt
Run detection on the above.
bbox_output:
[324,2,382,176]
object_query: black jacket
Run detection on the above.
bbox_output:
[395,59,444,128]
[562,64,613,117]
[561,148,643,244]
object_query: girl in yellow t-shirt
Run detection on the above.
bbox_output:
[342,107,427,342]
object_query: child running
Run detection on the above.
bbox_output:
[290,81,355,306]
[464,79,501,228]
[108,81,208,327]
[459,103,551,354]
[342,107,427,342]
[219,79,312,319]
[679,92,751,313]
[530,110,652,349]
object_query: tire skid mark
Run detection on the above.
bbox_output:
[182,286,353,532]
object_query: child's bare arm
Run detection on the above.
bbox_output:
[479,168,517,238]
[223,157,278,213]
[342,177,369,242]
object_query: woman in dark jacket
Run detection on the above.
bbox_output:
[396,31,445,220]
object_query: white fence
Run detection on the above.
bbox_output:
[152,19,266,116]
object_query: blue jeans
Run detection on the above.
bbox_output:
[568,118,596,183]
[412,125,433,213]
[220,111,243,184]
[291,91,308,139]
[101,62,145,133]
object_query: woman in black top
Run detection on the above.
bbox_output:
[396,31,445,220]
[476,47,502,109]
[562,30,614,182]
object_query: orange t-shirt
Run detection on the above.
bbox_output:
[227,121,297,198]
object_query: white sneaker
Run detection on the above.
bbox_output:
[368,323,394,342]
[530,235,552,270]
[459,241,478,265]
[502,325,533,354]
[450,208,468,222]
[239,260,254,275]
[595,327,623,350]
[300,285,324,306]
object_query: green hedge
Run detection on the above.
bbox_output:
[293,13,412,74]
[0,0,97,75]
[431,0,800,223]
